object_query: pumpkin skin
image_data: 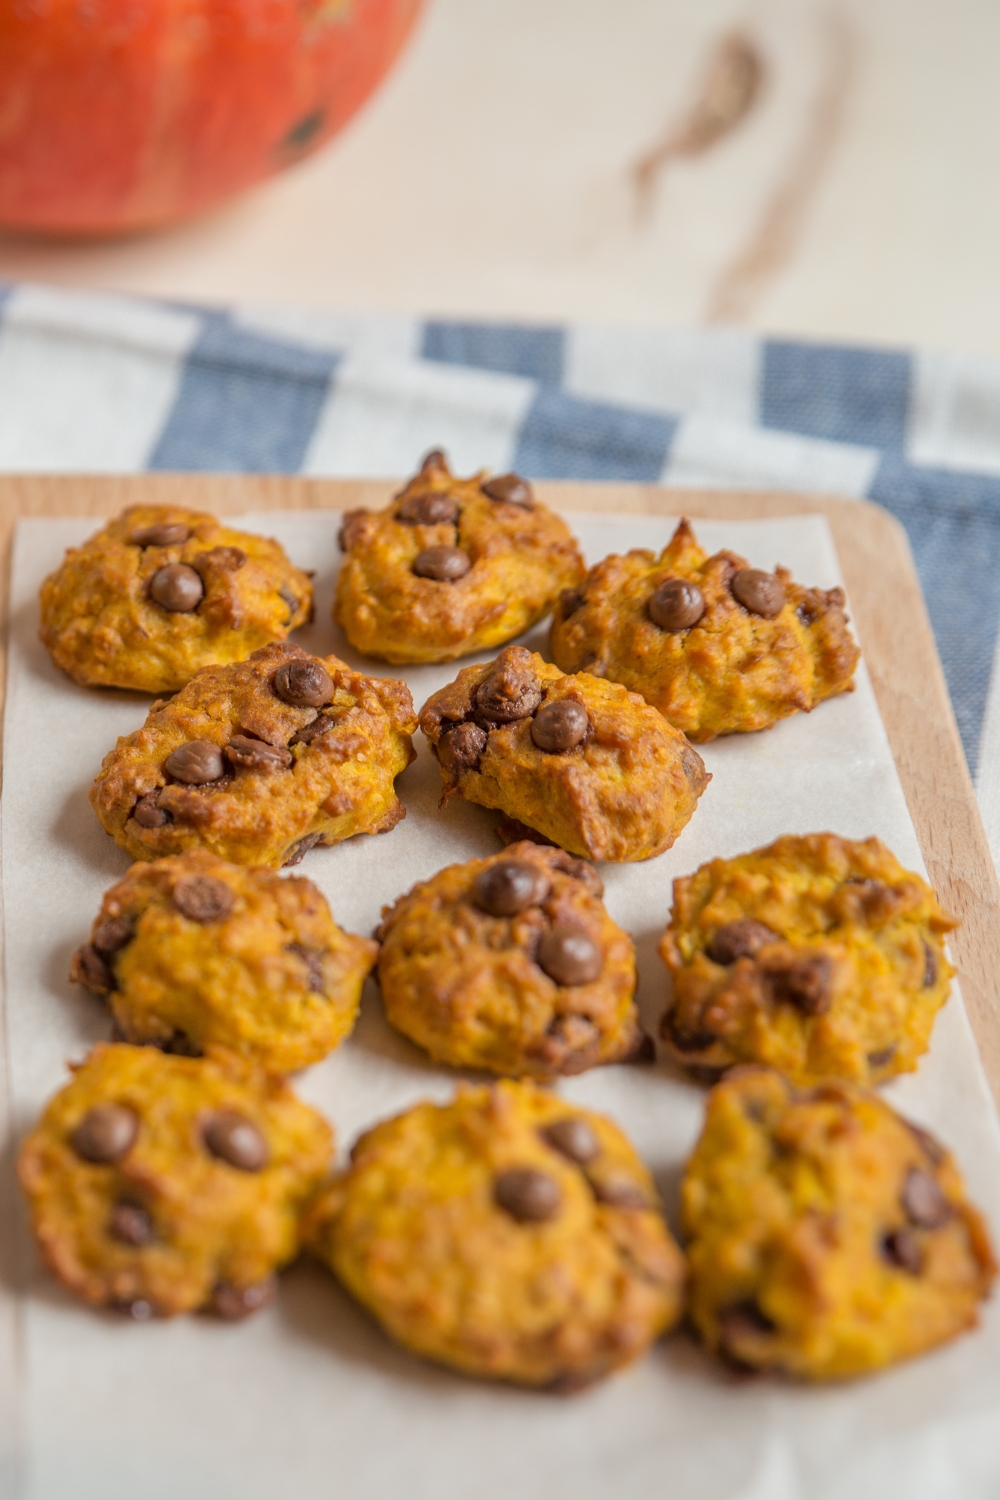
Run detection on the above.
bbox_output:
[0,0,425,234]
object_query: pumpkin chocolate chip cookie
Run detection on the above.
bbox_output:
[659,834,956,1086]
[71,850,377,1072]
[89,641,417,868]
[306,1079,685,1388]
[682,1067,996,1379]
[39,505,313,693]
[550,518,860,741]
[419,645,709,862]
[334,448,585,664]
[376,842,647,1077]
[18,1043,332,1320]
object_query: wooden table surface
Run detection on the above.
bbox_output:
[2,472,998,1110]
[1,0,999,355]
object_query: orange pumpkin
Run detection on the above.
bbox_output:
[0,0,425,234]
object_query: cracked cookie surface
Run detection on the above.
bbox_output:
[334,450,585,664]
[307,1079,685,1388]
[72,850,377,1072]
[376,842,645,1078]
[682,1067,996,1379]
[18,1043,332,1319]
[39,505,313,693]
[550,518,859,741]
[659,834,956,1086]
[89,641,417,868]
[419,646,709,862]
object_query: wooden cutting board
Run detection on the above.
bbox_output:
[2,472,998,1110]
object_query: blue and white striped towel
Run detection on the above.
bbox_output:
[2,281,998,860]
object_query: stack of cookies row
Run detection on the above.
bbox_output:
[19,451,995,1392]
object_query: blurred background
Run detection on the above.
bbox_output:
[1,0,997,353]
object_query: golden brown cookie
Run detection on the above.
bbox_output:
[419,645,709,862]
[376,842,646,1077]
[333,449,585,664]
[71,850,378,1072]
[659,834,956,1086]
[89,641,417,869]
[18,1043,332,1320]
[682,1067,996,1379]
[39,505,313,694]
[307,1079,685,1388]
[550,518,860,741]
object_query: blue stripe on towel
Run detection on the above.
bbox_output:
[422,320,564,384]
[762,340,912,452]
[513,389,676,481]
[149,317,338,473]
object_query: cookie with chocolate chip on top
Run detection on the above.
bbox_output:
[550,517,859,741]
[89,640,417,868]
[306,1079,685,1388]
[71,849,377,1072]
[17,1043,332,1320]
[659,833,956,1086]
[39,505,313,694]
[419,645,709,862]
[376,842,646,1077]
[333,449,585,664]
[681,1067,996,1379]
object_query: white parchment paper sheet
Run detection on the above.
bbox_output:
[4,510,1000,1500]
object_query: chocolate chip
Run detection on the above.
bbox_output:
[196,545,246,574]
[172,875,234,923]
[73,943,113,993]
[93,917,132,955]
[279,585,299,622]
[906,1120,946,1166]
[549,851,604,898]
[131,523,191,548]
[473,648,543,724]
[661,1008,717,1054]
[71,1104,138,1163]
[337,508,368,552]
[481,472,534,509]
[273,658,333,708]
[224,735,293,773]
[769,953,833,1016]
[148,563,204,612]
[211,1277,277,1321]
[163,740,225,785]
[558,587,585,618]
[718,1300,776,1346]
[705,920,777,965]
[494,1167,561,1223]
[413,545,471,582]
[537,925,603,986]
[541,1117,600,1165]
[287,944,325,992]
[902,1167,952,1228]
[473,859,551,917]
[590,1176,649,1210]
[531,699,590,753]
[133,792,169,828]
[203,1112,268,1172]
[116,1299,156,1321]
[438,721,487,772]
[284,832,324,866]
[923,942,938,988]
[648,578,705,631]
[398,491,459,525]
[110,1203,154,1247]
[867,1045,897,1068]
[731,568,785,618]
[882,1228,922,1274]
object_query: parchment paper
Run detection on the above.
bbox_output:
[4,510,1000,1500]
